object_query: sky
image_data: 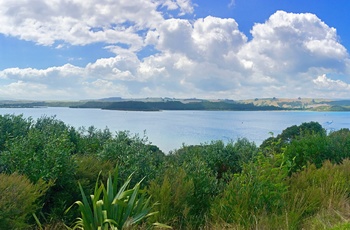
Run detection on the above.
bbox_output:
[0,0,350,101]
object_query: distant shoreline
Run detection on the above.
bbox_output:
[1,97,350,112]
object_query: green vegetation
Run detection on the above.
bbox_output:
[2,97,350,111]
[72,100,283,111]
[0,173,49,229]
[1,114,350,229]
[66,168,162,230]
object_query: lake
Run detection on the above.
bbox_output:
[0,107,349,153]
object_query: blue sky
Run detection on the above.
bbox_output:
[0,0,349,100]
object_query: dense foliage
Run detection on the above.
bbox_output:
[1,114,350,229]
[73,100,283,111]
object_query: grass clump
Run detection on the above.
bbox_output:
[0,173,49,229]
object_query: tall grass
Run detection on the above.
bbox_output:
[210,152,289,228]
[148,168,194,229]
[286,160,350,229]
[0,173,49,229]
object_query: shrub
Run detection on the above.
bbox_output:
[75,126,113,155]
[326,129,350,164]
[74,154,115,195]
[169,139,257,182]
[0,114,32,153]
[1,129,75,182]
[164,140,258,228]
[283,132,328,173]
[260,121,326,154]
[280,128,350,175]
[0,127,77,220]
[98,131,165,185]
[148,167,194,229]
[201,139,258,179]
[0,173,49,229]
[211,152,289,228]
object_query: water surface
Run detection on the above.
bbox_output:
[0,107,348,153]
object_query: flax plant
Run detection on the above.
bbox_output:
[66,168,168,229]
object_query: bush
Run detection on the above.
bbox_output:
[148,167,194,229]
[260,121,326,154]
[284,129,350,174]
[284,132,328,173]
[74,154,115,194]
[326,129,350,164]
[0,124,77,221]
[165,150,218,228]
[169,139,257,181]
[0,114,32,153]
[164,140,258,228]
[75,126,113,155]
[182,156,218,224]
[211,152,289,228]
[0,173,49,229]
[98,131,165,185]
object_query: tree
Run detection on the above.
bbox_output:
[260,121,326,153]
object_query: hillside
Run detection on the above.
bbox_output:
[239,98,350,111]
[1,97,350,111]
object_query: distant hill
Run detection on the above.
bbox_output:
[71,100,283,111]
[1,97,350,111]
[240,98,336,110]
[98,97,124,102]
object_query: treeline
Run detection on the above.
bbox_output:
[1,115,350,229]
[0,101,47,108]
[72,100,283,111]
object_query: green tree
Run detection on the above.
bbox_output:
[260,121,326,154]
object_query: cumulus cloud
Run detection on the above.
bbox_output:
[313,74,350,90]
[148,16,248,71]
[0,0,195,48]
[0,8,350,100]
[239,11,348,76]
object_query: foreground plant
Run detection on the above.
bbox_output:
[66,168,170,229]
[0,173,49,229]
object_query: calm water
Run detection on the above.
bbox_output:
[0,107,349,153]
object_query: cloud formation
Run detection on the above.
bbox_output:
[0,2,349,100]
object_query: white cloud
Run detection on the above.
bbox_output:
[239,11,348,76]
[86,53,140,81]
[192,16,247,59]
[149,15,247,71]
[0,0,195,48]
[313,74,350,90]
[233,10,350,99]
[0,81,79,100]
[158,0,194,16]
[174,0,195,15]
[0,9,350,100]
